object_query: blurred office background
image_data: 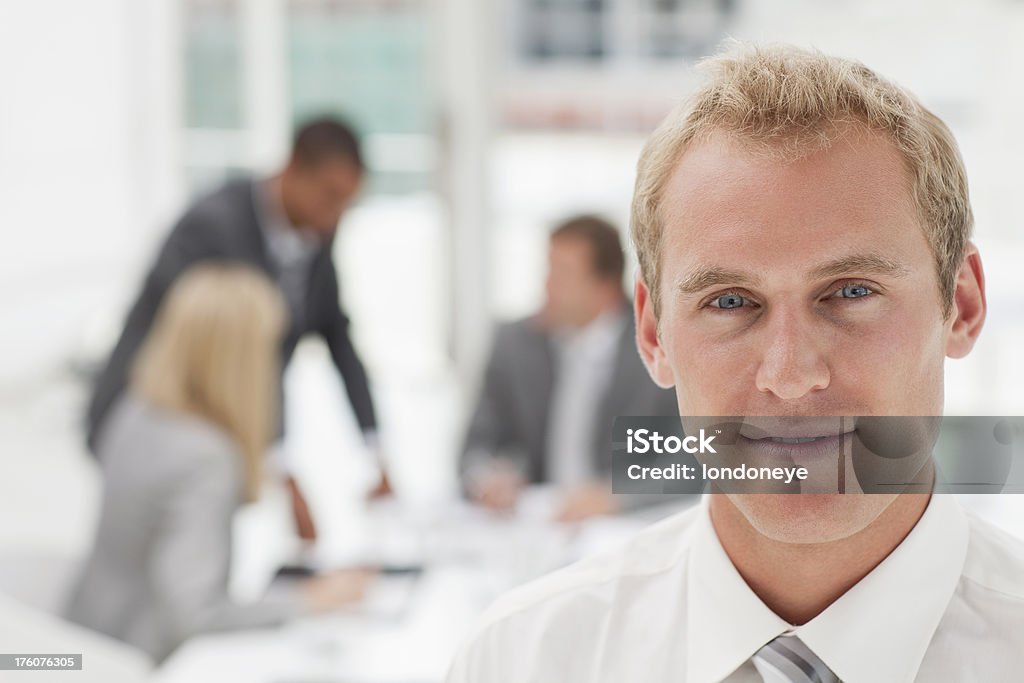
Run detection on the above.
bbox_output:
[2,0,1024,680]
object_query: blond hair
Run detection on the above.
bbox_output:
[132,264,286,502]
[631,43,972,317]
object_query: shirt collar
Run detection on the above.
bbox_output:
[798,493,968,682]
[687,498,789,683]
[553,307,627,356]
[687,493,968,683]
[255,177,322,263]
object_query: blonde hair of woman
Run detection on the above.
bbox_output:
[132,263,285,502]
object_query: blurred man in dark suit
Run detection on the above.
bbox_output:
[87,118,388,539]
[461,216,677,521]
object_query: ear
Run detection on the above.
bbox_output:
[945,242,986,359]
[634,274,676,388]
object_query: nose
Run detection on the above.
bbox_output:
[754,307,831,401]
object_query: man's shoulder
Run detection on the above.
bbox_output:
[496,315,547,340]
[173,178,256,236]
[472,504,701,636]
[449,506,702,681]
[962,510,1024,603]
[490,316,550,357]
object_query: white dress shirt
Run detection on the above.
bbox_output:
[254,178,321,328]
[447,493,1024,682]
[546,309,627,487]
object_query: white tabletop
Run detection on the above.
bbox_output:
[156,489,693,682]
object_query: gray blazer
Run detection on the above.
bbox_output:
[86,178,377,453]
[66,394,304,663]
[461,306,678,484]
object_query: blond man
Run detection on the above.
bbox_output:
[447,44,1024,682]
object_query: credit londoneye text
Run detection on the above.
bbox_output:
[624,428,809,484]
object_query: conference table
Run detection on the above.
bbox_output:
[155,488,692,683]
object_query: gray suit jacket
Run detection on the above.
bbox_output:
[86,178,376,452]
[461,306,678,485]
[66,394,305,663]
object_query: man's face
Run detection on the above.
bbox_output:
[544,236,606,329]
[283,158,363,237]
[635,128,984,542]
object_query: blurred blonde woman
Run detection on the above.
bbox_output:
[66,264,370,663]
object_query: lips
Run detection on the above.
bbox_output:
[738,417,856,442]
[764,436,831,444]
[737,431,853,466]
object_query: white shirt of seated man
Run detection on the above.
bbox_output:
[546,308,627,488]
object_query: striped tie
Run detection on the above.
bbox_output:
[751,635,840,683]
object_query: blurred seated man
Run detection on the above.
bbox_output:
[461,216,677,521]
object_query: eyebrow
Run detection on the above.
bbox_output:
[808,253,911,281]
[675,252,911,297]
[676,267,760,296]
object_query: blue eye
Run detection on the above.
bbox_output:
[836,284,873,299]
[711,294,746,309]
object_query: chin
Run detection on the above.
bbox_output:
[729,492,899,545]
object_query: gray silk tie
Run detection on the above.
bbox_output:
[750,635,840,683]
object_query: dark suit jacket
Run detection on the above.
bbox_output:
[461,307,678,484]
[86,178,376,452]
